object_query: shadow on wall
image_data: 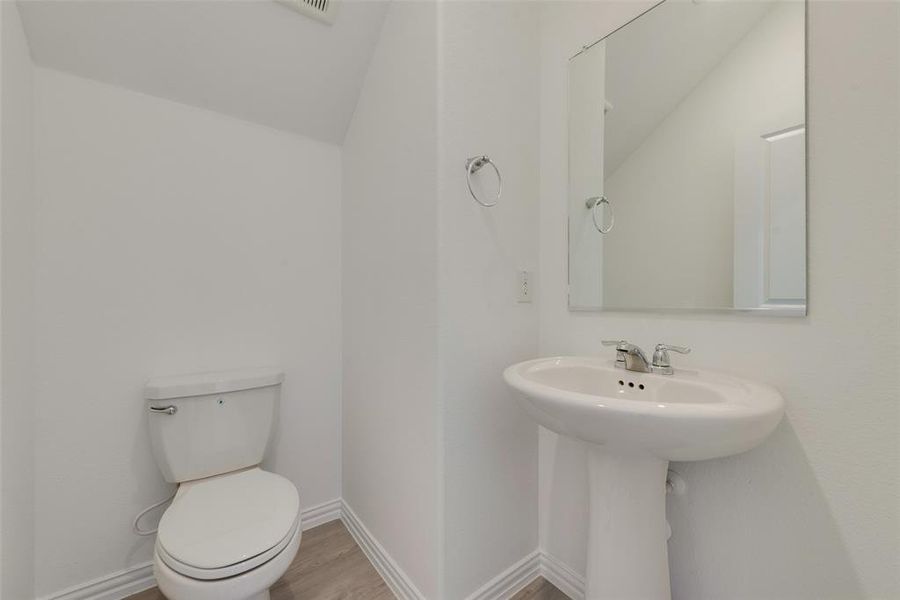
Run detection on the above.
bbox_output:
[127,392,175,569]
[542,430,590,575]
[542,419,863,599]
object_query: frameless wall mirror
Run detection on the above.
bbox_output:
[568,0,806,316]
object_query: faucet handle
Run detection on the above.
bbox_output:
[655,343,690,355]
[652,344,691,374]
[602,340,628,366]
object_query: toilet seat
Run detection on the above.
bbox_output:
[157,468,300,580]
[154,521,302,600]
[157,516,300,580]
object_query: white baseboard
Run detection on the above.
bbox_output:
[464,551,541,600]
[463,550,586,600]
[37,563,156,600]
[340,500,427,600]
[300,497,343,530]
[39,497,344,600]
[539,552,585,600]
[38,498,583,600]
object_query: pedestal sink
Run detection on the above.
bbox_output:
[503,356,784,600]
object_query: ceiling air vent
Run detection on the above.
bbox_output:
[276,0,338,25]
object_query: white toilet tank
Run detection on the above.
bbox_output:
[145,367,284,483]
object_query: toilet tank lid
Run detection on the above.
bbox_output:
[145,367,284,400]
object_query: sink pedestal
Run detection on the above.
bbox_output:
[505,357,786,599]
[586,445,670,600]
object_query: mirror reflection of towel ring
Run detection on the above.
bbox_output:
[586,195,614,234]
[466,155,502,207]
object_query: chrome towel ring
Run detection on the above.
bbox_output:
[465,155,502,207]
[586,195,614,234]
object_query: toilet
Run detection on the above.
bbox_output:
[145,368,301,600]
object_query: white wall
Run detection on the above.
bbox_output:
[603,2,805,309]
[539,2,900,598]
[341,2,441,598]
[0,2,36,598]
[33,68,342,597]
[342,4,542,598]
[436,2,541,598]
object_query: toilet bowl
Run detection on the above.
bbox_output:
[153,469,301,600]
[145,368,299,600]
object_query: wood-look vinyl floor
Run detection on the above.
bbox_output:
[508,577,571,600]
[125,519,569,600]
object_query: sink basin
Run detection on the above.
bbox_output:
[504,356,785,600]
[503,356,784,461]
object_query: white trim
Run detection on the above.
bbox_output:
[37,500,585,600]
[540,552,585,600]
[300,497,342,530]
[464,551,541,600]
[340,500,427,600]
[39,497,344,600]
[37,563,156,600]
[462,550,585,600]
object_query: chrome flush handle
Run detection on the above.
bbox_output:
[148,405,177,415]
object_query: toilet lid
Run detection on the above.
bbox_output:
[158,468,300,575]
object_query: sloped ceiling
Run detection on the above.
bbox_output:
[602,0,776,175]
[18,0,389,144]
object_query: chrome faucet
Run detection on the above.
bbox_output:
[602,340,651,373]
[602,340,691,375]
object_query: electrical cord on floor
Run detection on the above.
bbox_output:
[132,489,177,536]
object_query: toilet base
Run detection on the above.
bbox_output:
[154,518,302,600]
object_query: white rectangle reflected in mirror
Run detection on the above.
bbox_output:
[568,0,806,315]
